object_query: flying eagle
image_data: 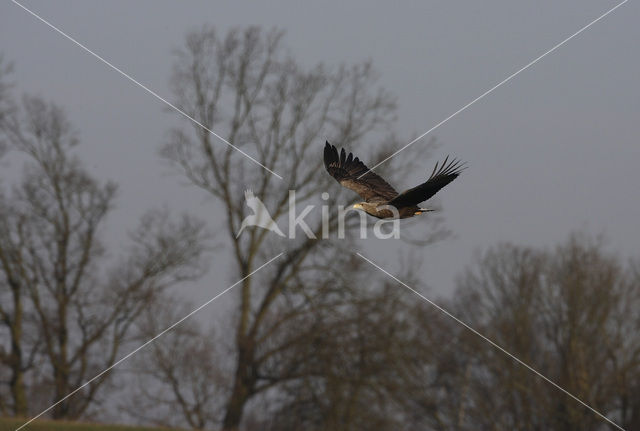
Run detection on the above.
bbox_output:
[323,141,465,219]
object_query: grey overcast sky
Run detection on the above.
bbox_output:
[1,0,638,305]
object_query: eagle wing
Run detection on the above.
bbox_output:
[388,156,465,207]
[324,142,398,202]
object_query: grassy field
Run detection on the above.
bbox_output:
[0,417,181,431]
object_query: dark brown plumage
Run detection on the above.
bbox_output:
[323,141,465,219]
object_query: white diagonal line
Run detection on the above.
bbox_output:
[11,0,283,180]
[360,0,628,178]
[14,253,284,431]
[356,252,626,431]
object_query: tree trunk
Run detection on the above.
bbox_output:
[222,338,255,430]
[9,281,28,417]
[52,366,70,419]
[9,371,27,417]
[52,300,70,419]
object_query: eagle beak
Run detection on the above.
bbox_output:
[352,203,362,210]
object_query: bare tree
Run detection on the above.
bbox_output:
[130,256,444,431]
[160,26,445,430]
[0,189,42,418]
[122,293,228,430]
[255,284,430,430]
[0,54,33,418]
[439,233,640,431]
[0,95,209,419]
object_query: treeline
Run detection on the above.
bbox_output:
[1,24,639,431]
